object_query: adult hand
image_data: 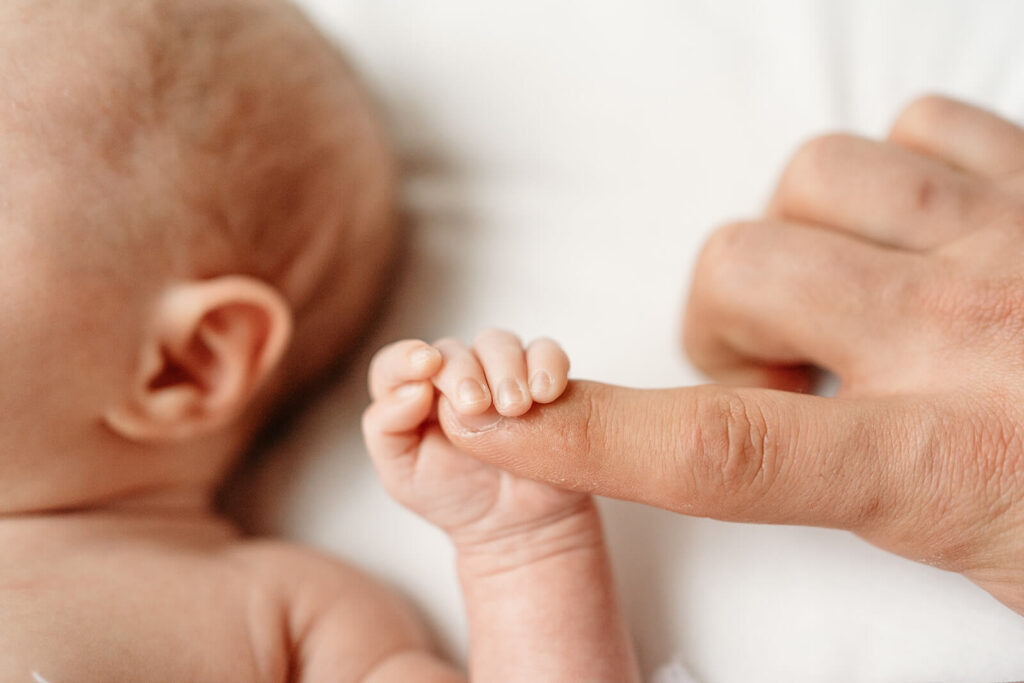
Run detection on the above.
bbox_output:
[439,96,1024,614]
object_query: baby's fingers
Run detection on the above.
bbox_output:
[473,329,532,417]
[526,338,570,403]
[432,338,492,415]
[362,380,434,474]
[368,340,442,400]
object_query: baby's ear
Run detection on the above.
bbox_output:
[104,276,293,443]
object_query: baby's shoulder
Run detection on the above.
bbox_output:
[229,539,433,680]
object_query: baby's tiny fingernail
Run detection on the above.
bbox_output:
[529,371,551,398]
[453,409,502,433]
[396,382,425,399]
[496,378,526,410]
[457,379,489,407]
[409,345,439,368]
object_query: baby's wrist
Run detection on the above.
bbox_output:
[453,498,605,579]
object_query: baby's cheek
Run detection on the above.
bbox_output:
[0,249,143,436]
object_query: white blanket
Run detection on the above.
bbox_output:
[239,1,1024,679]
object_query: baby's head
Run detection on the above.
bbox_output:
[1,0,396,512]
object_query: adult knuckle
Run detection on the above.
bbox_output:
[790,133,851,174]
[694,221,760,291]
[689,388,781,513]
[775,133,851,210]
[701,220,756,256]
[891,94,952,140]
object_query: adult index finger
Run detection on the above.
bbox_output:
[438,380,927,532]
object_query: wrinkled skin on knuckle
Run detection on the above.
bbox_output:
[684,387,783,519]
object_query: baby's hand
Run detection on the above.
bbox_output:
[362,330,588,549]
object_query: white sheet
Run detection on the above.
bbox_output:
[237,1,1024,679]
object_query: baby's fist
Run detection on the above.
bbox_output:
[362,330,578,543]
[431,329,570,417]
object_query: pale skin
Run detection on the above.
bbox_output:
[435,95,1024,617]
[3,320,634,681]
[0,60,436,683]
[2,193,448,679]
[3,1,637,679]
[362,331,640,682]
[0,1,595,680]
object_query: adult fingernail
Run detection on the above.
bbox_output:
[529,371,551,398]
[497,378,526,411]
[457,379,489,407]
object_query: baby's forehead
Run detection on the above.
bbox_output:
[0,7,157,163]
[0,0,382,267]
[0,4,200,264]
[0,0,304,207]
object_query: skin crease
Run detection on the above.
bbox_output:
[440,96,1024,617]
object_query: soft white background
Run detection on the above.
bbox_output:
[238,1,1024,680]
